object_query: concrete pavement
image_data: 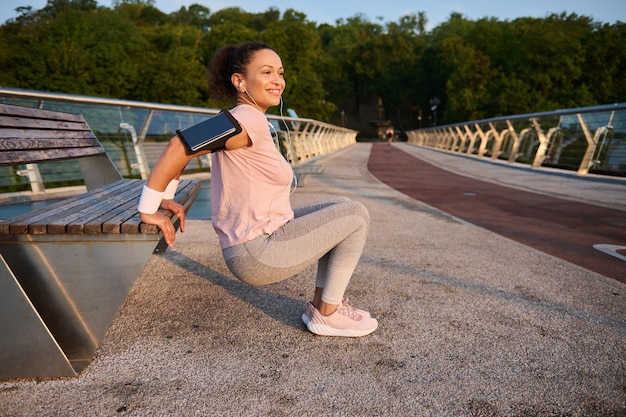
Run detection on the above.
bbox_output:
[1,142,624,416]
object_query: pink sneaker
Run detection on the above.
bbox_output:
[302,301,378,337]
[302,298,370,325]
[342,297,370,318]
[302,302,316,326]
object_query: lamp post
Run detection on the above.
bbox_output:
[429,97,441,126]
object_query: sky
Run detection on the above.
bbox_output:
[1,0,624,28]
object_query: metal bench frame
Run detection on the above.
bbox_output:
[0,104,200,378]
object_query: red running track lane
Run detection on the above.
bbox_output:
[367,144,626,283]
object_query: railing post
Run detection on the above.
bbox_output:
[530,118,548,168]
[453,126,464,152]
[17,163,45,193]
[475,124,489,157]
[504,121,517,163]
[119,122,150,180]
[576,113,613,175]
[464,125,475,154]
[489,122,502,160]
[445,127,455,150]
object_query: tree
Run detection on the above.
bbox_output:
[169,3,211,29]
[319,16,385,126]
[0,3,145,98]
[261,9,335,120]
[583,21,626,104]
[416,12,475,124]
[507,13,596,110]
[375,14,428,128]
[1,3,622,131]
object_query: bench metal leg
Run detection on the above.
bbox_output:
[0,255,76,378]
[0,235,160,378]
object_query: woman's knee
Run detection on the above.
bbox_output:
[349,200,370,225]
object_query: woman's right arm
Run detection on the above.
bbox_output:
[139,126,250,246]
[139,135,196,247]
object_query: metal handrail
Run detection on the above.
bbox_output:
[418,103,626,129]
[0,87,351,130]
[407,103,626,176]
[0,87,358,193]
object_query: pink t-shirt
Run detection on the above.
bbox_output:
[211,104,294,249]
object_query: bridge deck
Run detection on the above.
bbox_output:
[1,142,624,416]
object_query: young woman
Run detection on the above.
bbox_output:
[137,41,377,337]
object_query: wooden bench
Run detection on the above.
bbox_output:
[0,104,201,379]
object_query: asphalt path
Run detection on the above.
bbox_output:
[367,143,626,283]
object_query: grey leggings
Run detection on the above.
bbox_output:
[223,196,370,305]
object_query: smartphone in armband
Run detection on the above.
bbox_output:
[176,110,242,154]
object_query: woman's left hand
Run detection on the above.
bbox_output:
[140,200,186,247]
[161,199,186,234]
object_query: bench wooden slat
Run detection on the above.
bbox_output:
[66,181,144,234]
[41,181,140,234]
[123,180,201,234]
[47,181,142,234]
[0,148,106,166]
[0,179,201,236]
[0,186,108,234]
[0,115,91,131]
[0,180,131,234]
[28,181,133,234]
[0,129,97,142]
[0,104,86,123]
[92,198,142,234]
[124,208,156,234]
[174,180,202,207]
[99,179,199,234]
[0,104,107,168]
[98,180,195,234]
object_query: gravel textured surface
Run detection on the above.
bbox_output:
[1,143,624,416]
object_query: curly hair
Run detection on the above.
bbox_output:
[208,41,275,104]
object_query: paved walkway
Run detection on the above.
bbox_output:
[1,143,625,416]
[368,143,626,282]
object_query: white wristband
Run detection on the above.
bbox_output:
[163,179,179,200]
[137,185,164,214]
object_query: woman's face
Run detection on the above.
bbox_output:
[239,48,285,112]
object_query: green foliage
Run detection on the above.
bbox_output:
[0,2,623,129]
[261,9,335,119]
[582,21,626,104]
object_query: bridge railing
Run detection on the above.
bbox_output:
[406,103,626,177]
[0,87,357,193]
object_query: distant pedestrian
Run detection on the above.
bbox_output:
[385,125,395,145]
[137,41,378,337]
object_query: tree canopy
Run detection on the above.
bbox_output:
[1,0,623,133]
